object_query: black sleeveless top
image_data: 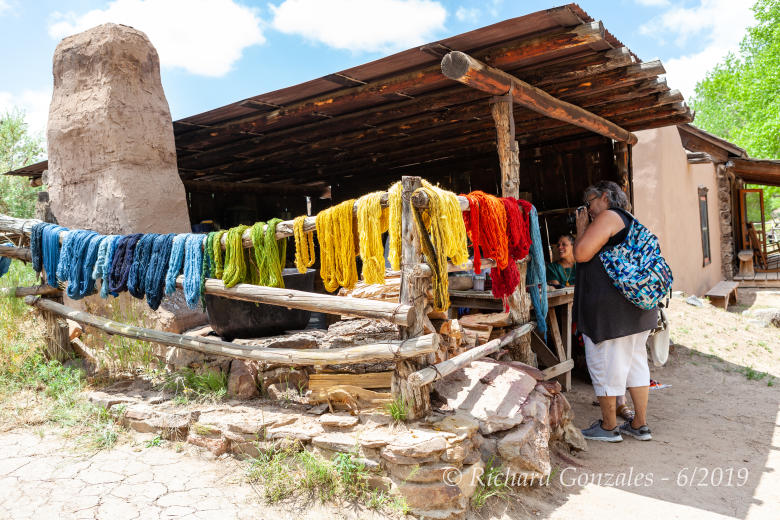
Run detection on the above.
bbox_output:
[573,208,658,344]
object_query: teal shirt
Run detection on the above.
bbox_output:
[546,262,576,287]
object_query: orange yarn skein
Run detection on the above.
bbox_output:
[462,191,509,273]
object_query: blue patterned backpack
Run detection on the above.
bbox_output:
[599,211,673,310]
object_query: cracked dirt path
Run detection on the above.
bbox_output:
[0,429,265,520]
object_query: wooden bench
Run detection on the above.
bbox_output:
[705,281,739,310]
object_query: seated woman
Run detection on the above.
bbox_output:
[546,234,576,289]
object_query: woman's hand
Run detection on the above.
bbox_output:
[576,208,589,236]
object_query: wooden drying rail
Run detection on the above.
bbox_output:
[175,276,412,326]
[440,50,639,145]
[24,296,438,366]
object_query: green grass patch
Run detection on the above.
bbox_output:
[472,457,509,509]
[246,443,405,512]
[160,366,228,403]
[385,396,408,422]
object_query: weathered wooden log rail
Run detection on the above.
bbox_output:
[25,296,438,366]
[0,285,62,298]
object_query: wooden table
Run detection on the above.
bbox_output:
[448,286,575,390]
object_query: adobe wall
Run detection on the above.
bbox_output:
[47,23,191,234]
[633,126,723,296]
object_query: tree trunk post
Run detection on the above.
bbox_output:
[491,94,534,365]
[393,176,432,420]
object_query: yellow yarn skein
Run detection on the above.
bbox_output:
[356,191,389,285]
[293,215,315,273]
[386,181,403,271]
[316,199,358,292]
[412,181,470,311]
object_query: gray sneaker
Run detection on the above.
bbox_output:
[619,421,652,441]
[581,420,623,442]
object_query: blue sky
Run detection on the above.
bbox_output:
[0,0,757,138]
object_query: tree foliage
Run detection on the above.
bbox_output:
[690,0,780,216]
[0,109,45,219]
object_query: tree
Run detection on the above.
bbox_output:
[690,0,780,214]
[0,108,45,219]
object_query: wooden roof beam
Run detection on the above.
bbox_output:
[441,51,638,144]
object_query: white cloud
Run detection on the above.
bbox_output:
[270,0,447,53]
[0,1,12,16]
[455,7,479,23]
[48,0,265,77]
[0,88,52,138]
[640,0,754,100]
[634,0,669,6]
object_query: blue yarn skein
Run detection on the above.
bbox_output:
[72,232,103,299]
[99,236,121,298]
[42,224,67,288]
[145,233,175,310]
[30,222,46,273]
[165,234,189,296]
[92,235,114,281]
[526,205,548,341]
[108,234,143,294]
[183,234,204,309]
[59,230,99,300]
[127,234,158,299]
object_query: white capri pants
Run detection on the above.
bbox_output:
[584,330,651,397]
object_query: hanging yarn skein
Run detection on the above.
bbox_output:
[462,191,509,273]
[127,234,158,299]
[144,233,175,310]
[411,181,470,311]
[316,199,358,292]
[107,233,143,294]
[386,181,403,271]
[98,235,121,298]
[41,224,67,288]
[251,219,286,288]
[183,234,204,308]
[490,197,532,307]
[524,203,548,340]
[356,191,389,285]
[222,225,250,288]
[211,230,227,280]
[165,234,189,296]
[55,229,100,300]
[293,215,315,274]
[30,222,46,274]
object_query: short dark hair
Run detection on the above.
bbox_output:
[557,234,574,245]
[584,180,631,211]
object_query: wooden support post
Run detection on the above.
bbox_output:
[561,301,573,391]
[490,93,534,366]
[393,176,431,420]
[0,245,32,262]
[614,141,632,207]
[0,285,62,298]
[41,297,73,363]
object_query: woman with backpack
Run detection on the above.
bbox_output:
[574,181,665,443]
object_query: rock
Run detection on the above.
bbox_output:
[394,480,463,511]
[521,391,550,425]
[771,312,780,328]
[319,413,359,428]
[381,430,448,463]
[307,404,329,415]
[548,393,571,429]
[497,421,551,480]
[86,391,135,410]
[556,421,587,453]
[456,460,486,505]
[260,367,308,393]
[365,475,393,493]
[187,423,229,456]
[433,359,537,434]
[120,404,199,441]
[385,462,462,483]
[227,360,259,399]
[429,413,479,440]
[266,420,323,442]
[358,429,395,449]
[685,295,704,307]
[441,439,476,464]
[266,383,296,400]
[47,23,190,235]
[311,432,358,453]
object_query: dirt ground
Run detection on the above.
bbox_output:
[1,291,778,520]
